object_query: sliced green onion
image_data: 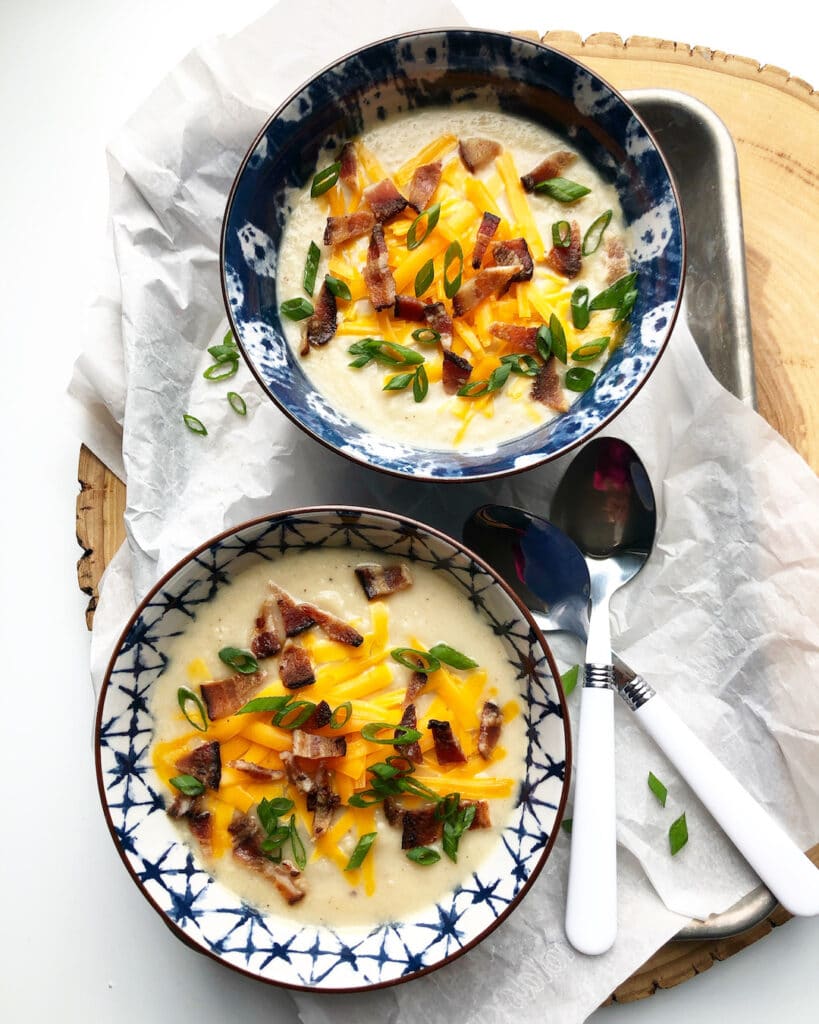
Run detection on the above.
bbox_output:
[436,792,461,821]
[385,755,414,774]
[648,771,668,807]
[289,815,307,870]
[236,696,292,715]
[552,220,572,247]
[589,272,638,311]
[361,722,423,745]
[535,323,552,362]
[406,846,441,866]
[218,647,259,675]
[442,803,476,862]
[549,314,567,364]
[613,289,638,323]
[397,776,440,801]
[345,832,378,870]
[415,258,434,297]
[413,364,429,403]
[561,818,573,834]
[384,372,415,392]
[428,644,478,670]
[310,160,341,197]
[274,701,317,730]
[565,367,595,392]
[406,203,441,250]
[222,328,235,346]
[411,327,440,345]
[208,343,239,363]
[303,241,321,296]
[330,701,352,729]
[534,177,591,203]
[570,286,590,330]
[572,337,610,362]
[457,379,489,397]
[227,391,247,416]
[258,797,295,825]
[443,240,464,298]
[203,360,238,381]
[183,413,207,436]
[582,210,612,256]
[487,361,512,393]
[348,790,385,808]
[669,812,688,855]
[281,297,315,321]
[170,774,206,797]
[560,665,579,697]
[325,275,352,301]
[348,338,425,367]
[177,686,208,732]
[500,353,540,377]
[390,647,441,674]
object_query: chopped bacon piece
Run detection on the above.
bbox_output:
[251,597,281,659]
[602,236,630,284]
[428,719,468,765]
[464,799,492,829]
[458,137,502,173]
[200,671,266,721]
[520,150,577,192]
[471,211,500,269]
[363,224,396,311]
[489,238,534,285]
[396,703,423,763]
[489,322,539,353]
[323,210,375,246]
[423,301,453,346]
[477,701,503,760]
[305,281,337,348]
[407,161,442,213]
[168,795,213,854]
[271,585,317,637]
[355,562,413,601]
[229,813,306,904]
[339,142,358,187]
[302,699,332,730]
[442,348,472,394]
[531,357,569,412]
[404,669,428,707]
[546,221,582,279]
[394,294,428,321]
[176,740,222,790]
[280,750,319,797]
[279,643,316,690]
[306,768,340,838]
[363,178,408,223]
[228,759,285,782]
[292,729,347,760]
[383,796,404,827]
[452,265,520,317]
[303,604,364,647]
[402,806,442,849]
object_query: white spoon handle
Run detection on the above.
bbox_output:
[565,684,618,954]
[634,692,819,916]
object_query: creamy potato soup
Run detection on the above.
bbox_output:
[151,549,526,928]
[276,106,635,449]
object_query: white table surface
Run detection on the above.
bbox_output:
[3,1,817,1020]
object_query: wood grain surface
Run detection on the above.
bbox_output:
[74,32,819,1005]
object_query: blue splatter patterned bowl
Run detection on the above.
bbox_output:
[96,508,570,991]
[221,29,684,481]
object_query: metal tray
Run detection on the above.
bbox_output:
[626,89,773,941]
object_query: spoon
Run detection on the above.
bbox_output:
[550,437,655,954]
[464,503,819,924]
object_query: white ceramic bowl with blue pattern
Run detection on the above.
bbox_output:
[221,29,685,482]
[96,508,570,991]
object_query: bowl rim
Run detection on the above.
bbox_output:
[219,26,687,484]
[94,504,573,993]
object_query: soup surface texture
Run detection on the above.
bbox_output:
[276,106,634,450]
[151,549,526,928]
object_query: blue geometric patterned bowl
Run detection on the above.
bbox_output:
[96,508,570,991]
[221,29,684,481]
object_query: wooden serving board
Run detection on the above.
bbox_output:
[75,32,819,1004]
